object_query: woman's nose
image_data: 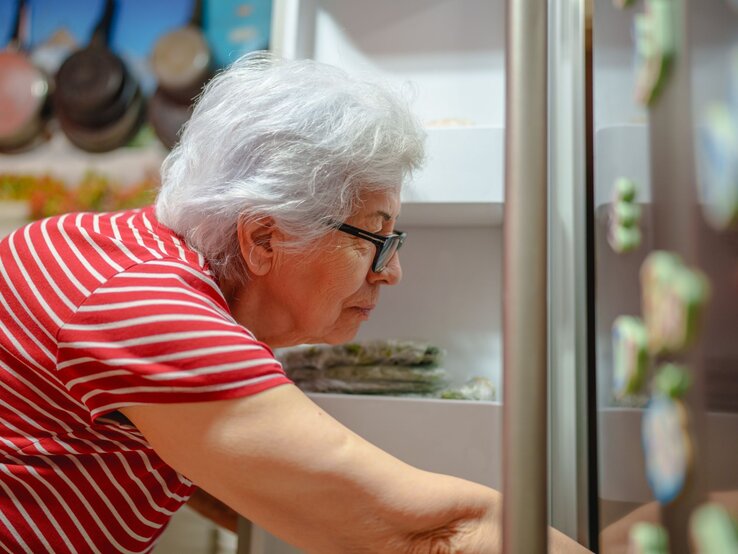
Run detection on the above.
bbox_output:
[368,253,402,285]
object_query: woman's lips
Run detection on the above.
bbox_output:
[349,305,375,318]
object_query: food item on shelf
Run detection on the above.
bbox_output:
[278,340,443,370]
[439,376,496,401]
[290,367,448,395]
[277,340,448,396]
[424,118,475,128]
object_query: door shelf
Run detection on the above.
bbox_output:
[598,407,738,503]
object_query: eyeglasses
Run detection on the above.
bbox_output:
[332,222,406,273]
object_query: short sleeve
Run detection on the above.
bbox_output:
[56,260,292,421]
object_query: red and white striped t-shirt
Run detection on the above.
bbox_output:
[0,206,291,553]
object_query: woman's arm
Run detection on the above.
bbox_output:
[186,487,239,533]
[121,384,586,553]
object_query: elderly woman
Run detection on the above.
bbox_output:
[0,54,587,553]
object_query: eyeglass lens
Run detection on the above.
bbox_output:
[376,235,400,272]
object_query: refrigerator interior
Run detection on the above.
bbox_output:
[594,0,738,550]
[249,1,507,552]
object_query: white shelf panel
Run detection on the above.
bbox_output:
[402,125,504,226]
[0,133,167,186]
[308,393,502,488]
[249,393,503,554]
[272,0,507,226]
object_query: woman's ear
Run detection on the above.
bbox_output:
[237,216,279,276]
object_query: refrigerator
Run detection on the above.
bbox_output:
[260,1,738,553]
[586,0,738,552]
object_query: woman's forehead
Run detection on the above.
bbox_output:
[352,190,401,221]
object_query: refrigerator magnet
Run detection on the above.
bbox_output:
[612,315,649,399]
[608,224,642,254]
[696,103,738,230]
[641,252,710,354]
[642,395,692,504]
[653,363,691,399]
[608,177,643,253]
[633,0,676,106]
[690,503,738,554]
[628,522,669,554]
[615,176,638,202]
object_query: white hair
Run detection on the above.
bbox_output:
[155,52,425,284]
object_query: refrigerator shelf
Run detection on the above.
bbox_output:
[307,392,502,489]
[272,0,506,227]
[401,125,505,227]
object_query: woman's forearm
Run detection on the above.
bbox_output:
[122,385,587,553]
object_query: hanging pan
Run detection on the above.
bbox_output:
[148,0,212,149]
[54,0,144,152]
[0,0,51,152]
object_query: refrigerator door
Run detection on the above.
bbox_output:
[592,0,738,552]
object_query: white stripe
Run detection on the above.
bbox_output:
[0,239,55,342]
[0,445,104,554]
[77,222,125,273]
[59,329,248,351]
[110,212,124,241]
[77,298,227,321]
[0,361,187,503]
[146,260,223,299]
[24,224,77,312]
[57,213,105,283]
[0,408,158,537]
[0,358,88,415]
[93,213,101,234]
[170,235,187,262]
[7,231,64,327]
[100,277,232,320]
[0,289,55,361]
[108,213,144,265]
[0,318,55,375]
[88,373,287,417]
[62,313,240,332]
[141,212,169,258]
[0,487,33,553]
[0,414,151,547]
[127,214,163,260]
[63,350,271,386]
[0,466,70,553]
[0,380,176,517]
[40,218,91,296]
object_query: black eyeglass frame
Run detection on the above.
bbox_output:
[332,222,406,273]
